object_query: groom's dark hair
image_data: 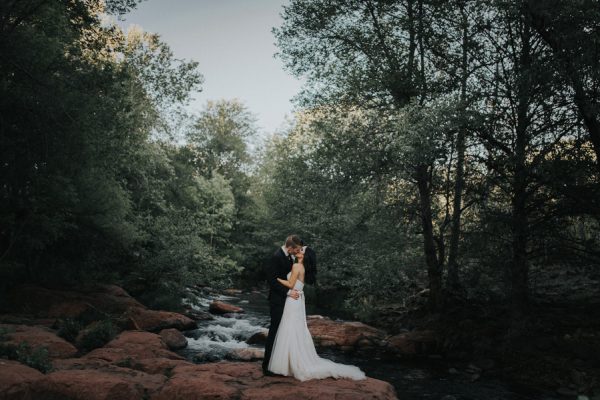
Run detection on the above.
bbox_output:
[285,235,302,248]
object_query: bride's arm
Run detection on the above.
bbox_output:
[277,264,300,289]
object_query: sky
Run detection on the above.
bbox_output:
[116,0,303,136]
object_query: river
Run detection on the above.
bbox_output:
[178,288,560,400]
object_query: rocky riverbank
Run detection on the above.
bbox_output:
[0,284,398,399]
[370,290,600,399]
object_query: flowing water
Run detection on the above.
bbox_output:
[178,288,560,400]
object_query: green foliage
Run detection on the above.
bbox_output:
[253,108,430,312]
[0,1,246,304]
[78,319,117,351]
[0,342,53,373]
[55,318,84,343]
[2,0,598,324]
[263,0,600,314]
[0,326,11,342]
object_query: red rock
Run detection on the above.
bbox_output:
[47,301,99,320]
[52,357,111,371]
[4,355,397,400]
[223,289,243,295]
[0,324,77,359]
[31,367,166,400]
[125,308,196,332]
[159,328,187,350]
[84,284,145,314]
[153,362,398,400]
[0,360,44,399]
[151,363,239,400]
[2,284,144,318]
[133,357,190,375]
[387,330,437,355]
[1,284,196,337]
[306,315,385,349]
[209,301,244,315]
[246,329,268,345]
[84,331,184,363]
[182,307,213,321]
[226,348,264,361]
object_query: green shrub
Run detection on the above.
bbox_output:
[0,341,53,373]
[116,356,134,368]
[0,326,11,342]
[78,319,117,351]
[55,318,84,343]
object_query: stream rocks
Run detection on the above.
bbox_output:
[0,328,397,400]
[386,330,438,355]
[208,301,244,315]
[307,315,387,351]
[246,329,268,345]
[305,315,440,355]
[0,284,403,399]
[82,331,185,364]
[159,328,188,350]
[125,307,196,332]
[1,284,196,333]
[226,348,265,361]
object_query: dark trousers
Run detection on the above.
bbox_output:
[262,301,285,371]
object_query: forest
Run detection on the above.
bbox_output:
[1,0,599,396]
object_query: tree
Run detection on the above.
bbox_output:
[0,0,242,306]
[275,0,473,309]
[525,0,600,172]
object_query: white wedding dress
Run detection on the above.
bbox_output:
[268,272,366,381]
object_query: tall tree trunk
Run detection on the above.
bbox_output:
[510,16,533,315]
[416,164,443,310]
[447,4,469,290]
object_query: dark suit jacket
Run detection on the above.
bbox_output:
[303,246,317,285]
[266,248,293,306]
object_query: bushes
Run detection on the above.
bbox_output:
[77,319,118,352]
[0,328,53,373]
[54,318,84,343]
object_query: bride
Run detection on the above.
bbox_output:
[267,248,366,381]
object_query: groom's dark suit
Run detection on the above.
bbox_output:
[262,247,293,373]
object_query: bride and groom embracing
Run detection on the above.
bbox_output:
[261,234,366,381]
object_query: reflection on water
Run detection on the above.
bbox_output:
[180,289,559,400]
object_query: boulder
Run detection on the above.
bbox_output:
[0,360,44,400]
[387,330,438,355]
[151,363,239,400]
[125,308,196,332]
[306,315,386,350]
[1,284,144,319]
[84,330,184,364]
[246,329,268,345]
[3,349,397,400]
[152,362,398,400]
[209,301,244,315]
[133,357,190,376]
[31,367,166,400]
[159,328,187,350]
[222,289,243,295]
[0,324,78,359]
[226,348,264,361]
[181,307,213,321]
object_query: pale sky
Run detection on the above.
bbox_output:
[117,0,303,136]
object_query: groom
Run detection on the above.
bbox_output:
[262,234,302,376]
